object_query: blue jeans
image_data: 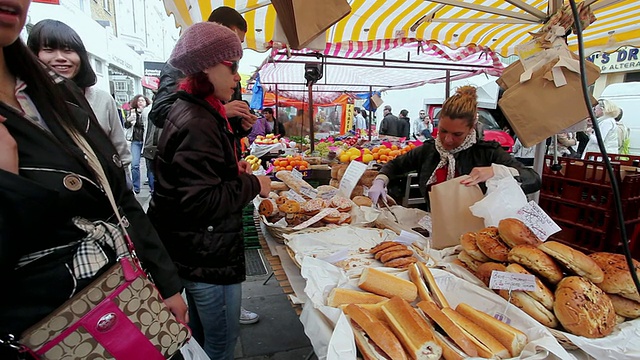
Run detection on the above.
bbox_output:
[130,141,143,192]
[145,157,155,193]
[182,280,241,360]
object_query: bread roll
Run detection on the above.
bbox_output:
[374,244,407,260]
[327,288,388,307]
[608,293,640,319]
[589,252,640,302]
[359,170,378,187]
[358,267,418,302]
[329,178,340,188]
[460,232,491,262]
[553,276,616,338]
[418,301,478,357]
[380,249,414,263]
[440,307,510,359]
[258,199,278,217]
[505,263,554,310]
[330,164,346,179]
[344,304,408,360]
[477,226,499,238]
[457,251,483,273]
[270,181,289,192]
[455,303,527,358]
[475,262,507,287]
[381,297,442,360]
[498,218,542,247]
[500,290,559,328]
[275,170,314,196]
[538,241,604,283]
[370,241,401,254]
[475,233,509,262]
[352,195,373,207]
[508,244,564,285]
[384,257,418,269]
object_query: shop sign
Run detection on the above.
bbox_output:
[110,55,134,72]
[587,46,640,74]
[142,61,165,90]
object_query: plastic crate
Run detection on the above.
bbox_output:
[584,152,640,166]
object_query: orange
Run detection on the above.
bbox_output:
[380,154,388,161]
[286,165,293,171]
[372,147,380,153]
[373,153,380,160]
[391,145,399,150]
[299,165,308,170]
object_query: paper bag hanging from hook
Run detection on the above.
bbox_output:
[429,176,485,249]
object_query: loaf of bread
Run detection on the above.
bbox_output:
[538,241,604,284]
[498,218,542,247]
[508,244,564,285]
[275,170,314,197]
[589,252,640,302]
[327,287,388,307]
[358,267,417,302]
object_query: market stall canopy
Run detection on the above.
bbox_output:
[162,0,640,56]
[256,42,503,102]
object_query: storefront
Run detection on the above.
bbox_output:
[107,33,144,106]
[589,46,640,97]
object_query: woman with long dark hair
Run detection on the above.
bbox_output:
[125,94,151,193]
[0,1,186,358]
[27,19,132,186]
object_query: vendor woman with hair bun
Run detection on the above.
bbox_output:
[368,86,541,210]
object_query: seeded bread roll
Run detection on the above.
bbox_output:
[553,276,616,338]
[475,262,507,287]
[538,241,604,284]
[477,226,500,238]
[508,244,564,285]
[498,218,542,248]
[608,293,640,319]
[500,290,559,328]
[460,232,491,262]
[457,250,483,273]
[589,252,640,302]
[505,263,554,310]
[476,233,510,262]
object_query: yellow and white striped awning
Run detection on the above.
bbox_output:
[163,0,640,56]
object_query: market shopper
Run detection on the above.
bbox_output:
[399,109,411,138]
[147,23,271,360]
[368,86,541,210]
[125,94,150,193]
[379,105,403,137]
[582,99,620,159]
[0,1,187,357]
[413,110,433,139]
[248,107,285,143]
[354,106,366,131]
[27,19,132,187]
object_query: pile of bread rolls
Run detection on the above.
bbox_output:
[258,193,354,227]
[369,241,419,268]
[327,263,530,359]
[458,218,639,339]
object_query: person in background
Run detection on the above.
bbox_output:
[125,94,150,194]
[142,101,159,194]
[248,107,285,144]
[27,20,132,187]
[398,109,411,138]
[615,109,631,155]
[379,105,402,137]
[147,23,271,359]
[547,132,578,158]
[512,137,536,166]
[368,86,540,210]
[0,2,187,357]
[582,99,619,159]
[413,110,433,139]
[353,106,366,131]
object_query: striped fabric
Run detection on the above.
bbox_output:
[162,0,640,56]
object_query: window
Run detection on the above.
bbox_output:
[102,0,111,13]
[94,58,104,75]
[113,81,128,92]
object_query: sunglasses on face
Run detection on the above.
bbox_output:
[220,60,239,74]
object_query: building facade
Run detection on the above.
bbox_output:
[588,46,640,98]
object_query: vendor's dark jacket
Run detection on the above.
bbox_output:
[0,80,181,336]
[379,113,403,137]
[379,138,541,209]
[148,91,261,284]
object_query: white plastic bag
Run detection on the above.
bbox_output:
[180,338,210,360]
[469,164,528,227]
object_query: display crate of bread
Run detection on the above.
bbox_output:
[539,155,640,254]
[456,217,640,353]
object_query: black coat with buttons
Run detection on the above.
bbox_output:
[0,80,182,336]
[148,92,261,285]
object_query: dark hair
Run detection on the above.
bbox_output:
[354,107,360,112]
[130,94,151,110]
[440,85,478,127]
[27,20,97,89]
[263,108,274,115]
[400,109,408,117]
[207,6,248,32]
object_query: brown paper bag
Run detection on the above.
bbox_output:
[429,176,485,249]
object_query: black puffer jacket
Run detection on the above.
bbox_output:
[148,92,261,284]
[379,139,541,210]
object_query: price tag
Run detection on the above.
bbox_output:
[362,185,369,196]
[284,190,305,203]
[338,161,367,198]
[299,186,318,199]
[293,208,334,230]
[320,189,339,200]
[489,271,536,292]
[291,168,304,180]
[515,201,561,241]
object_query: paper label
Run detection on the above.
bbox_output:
[338,161,367,198]
[299,186,318,199]
[362,185,369,196]
[291,168,304,180]
[489,271,537,292]
[293,208,333,230]
[516,201,561,241]
[493,312,512,325]
[284,190,306,203]
[320,189,339,200]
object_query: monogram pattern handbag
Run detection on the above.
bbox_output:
[17,129,190,359]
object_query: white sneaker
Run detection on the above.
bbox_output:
[239,307,260,325]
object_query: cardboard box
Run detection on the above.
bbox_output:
[498,57,601,147]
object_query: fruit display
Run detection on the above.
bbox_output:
[272,155,310,173]
[338,143,417,164]
[243,155,261,171]
[254,134,280,145]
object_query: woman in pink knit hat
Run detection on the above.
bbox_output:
[147,22,272,359]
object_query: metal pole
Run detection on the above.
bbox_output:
[368,86,373,141]
[445,70,451,99]
[275,83,279,117]
[531,141,546,204]
[308,84,315,154]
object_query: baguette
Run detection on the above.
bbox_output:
[358,267,418,302]
[327,287,388,307]
[275,170,314,197]
[409,264,436,304]
[441,307,510,359]
[339,300,390,321]
[455,303,527,357]
[381,297,442,360]
[344,304,408,360]
[417,301,477,357]
[417,262,450,308]
[433,331,469,360]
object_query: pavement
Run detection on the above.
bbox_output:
[133,162,316,360]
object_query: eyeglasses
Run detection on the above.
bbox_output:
[220,60,239,74]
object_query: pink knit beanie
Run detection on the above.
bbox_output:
[169,22,243,75]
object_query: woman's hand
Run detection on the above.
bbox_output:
[0,117,18,174]
[238,160,252,174]
[256,175,271,198]
[460,166,494,187]
[164,292,189,324]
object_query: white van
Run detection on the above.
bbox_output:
[599,82,640,155]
